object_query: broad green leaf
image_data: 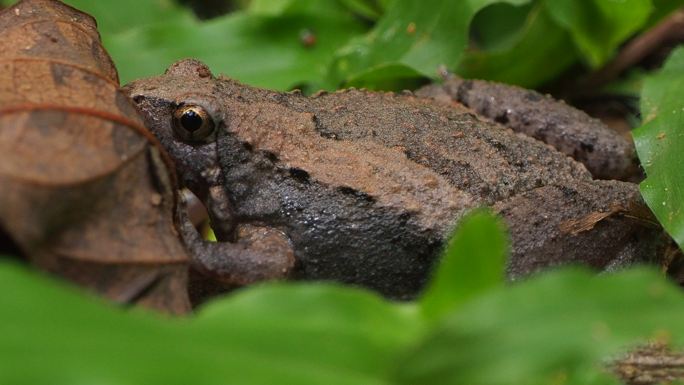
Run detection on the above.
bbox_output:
[0,0,194,35]
[63,0,195,35]
[343,63,427,90]
[458,3,578,87]
[396,268,684,385]
[0,261,423,385]
[469,2,533,51]
[104,3,366,88]
[420,209,508,321]
[647,0,684,26]
[545,0,653,67]
[248,0,299,15]
[328,0,532,88]
[7,0,368,88]
[247,0,355,18]
[633,47,684,248]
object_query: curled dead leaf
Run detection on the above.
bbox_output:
[0,0,190,314]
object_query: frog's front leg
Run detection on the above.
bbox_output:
[205,185,237,241]
[178,194,295,285]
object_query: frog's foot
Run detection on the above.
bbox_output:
[417,78,641,181]
[178,203,295,286]
[494,180,667,279]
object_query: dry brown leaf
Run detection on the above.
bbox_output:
[559,208,623,236]
[0,0,190,314]
[559,201,662,236]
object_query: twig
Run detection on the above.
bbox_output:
[565,8,684,98]
[612,343,684,385]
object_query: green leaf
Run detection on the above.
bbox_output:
[47,0,368,88]
[247,0,355,18]
[6,213,684,384]
[469,2,533,51]
[633,47,684,249]
[248,0,299,15]
[63,0,195,35]
[458,3,578,87]
[396,268,684,385]
[0,261,423,385]
[647,0,684,26]
[108,9,366,89]
[329,0,532,88]
[343,63,427,90]
[544,0,653,67]
[420,209,508,321]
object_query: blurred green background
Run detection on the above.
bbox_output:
[2,0,678,93]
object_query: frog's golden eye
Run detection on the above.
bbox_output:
[172,104,215,142]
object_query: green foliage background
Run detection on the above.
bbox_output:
[4,211,684,385]
[2,0,675,90]
[1,0,684,384]
[634,47,684,250]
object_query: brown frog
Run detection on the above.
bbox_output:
[124,59,666,299]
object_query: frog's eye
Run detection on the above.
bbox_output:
[172,104,216,142]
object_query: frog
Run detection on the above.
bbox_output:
[124,59,666,299]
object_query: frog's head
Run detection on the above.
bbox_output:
[124,59,228,198]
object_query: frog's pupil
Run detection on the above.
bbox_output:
[181,110,203,132]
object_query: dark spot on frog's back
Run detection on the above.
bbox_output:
[261,150,279,162]
[289,167,310,183]
[580,141,595,153]
[318,131,339,140]
[495,111,509,125]
[484,136,507,151]
[559,185,578,198]
[337,186,376,203]
[398,212,411,224]
[311,114,339,140]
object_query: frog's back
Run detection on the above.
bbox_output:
[281,88,592,204]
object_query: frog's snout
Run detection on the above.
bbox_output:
[121,82,143,105]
